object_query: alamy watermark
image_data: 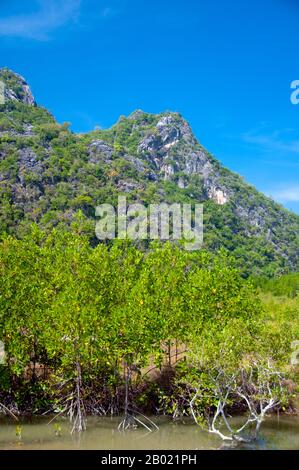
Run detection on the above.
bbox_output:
[95,196,203,250]
[290,80,299,105]
[0,80,5,105]
[291,340,299,366]
[0,340,5,365]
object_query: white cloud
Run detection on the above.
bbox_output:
[0,0,81,40]
[242,128,299,154]
[266,185,299,202]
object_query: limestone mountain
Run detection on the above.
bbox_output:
[0,68,298,276]
[0,68,36,106]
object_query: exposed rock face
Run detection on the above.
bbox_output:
[18,148,43,185]
[137,112,228,203]
[208,187,228,205]
[138,114,189,161]
[117,180,140,192]
[177,177,186,189]
[161,163,175,180]
[19,148,38,170]
[156,115,181,146]
[126,155,150,175]
[0,68,36,106]
[5,79,35,106]
[184,150,213,177]
[89,140,113,164]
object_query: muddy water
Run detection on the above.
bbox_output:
[0,415,298,450]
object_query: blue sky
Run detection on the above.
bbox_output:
[0,0,299,213]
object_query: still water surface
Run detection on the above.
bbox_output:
[0,415,298,450]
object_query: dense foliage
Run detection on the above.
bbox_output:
[0,70,298,439]
[255,273,299,299]
[0,228,297,432]
[0,230,253,406]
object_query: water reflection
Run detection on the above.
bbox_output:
[0,415,298,450]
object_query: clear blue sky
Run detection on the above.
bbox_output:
[1,0,299,212]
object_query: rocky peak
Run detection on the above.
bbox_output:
[134,111,229,203]
[0,68,36,106]
[156,113,194,142]
[127,109,146,120]
[137,112,189,157]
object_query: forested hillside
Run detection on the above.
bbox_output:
[0,68,298,277]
